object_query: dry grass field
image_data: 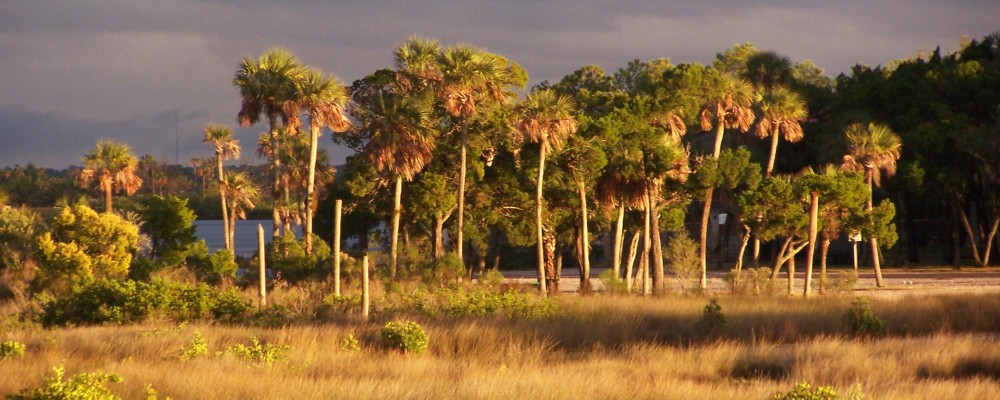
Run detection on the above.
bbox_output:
[2,286,1000,399]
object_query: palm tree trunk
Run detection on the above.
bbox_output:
[804,192,819,297]
[867,174,885,287]
[650,195,665,294]
[457,120,468,265]
[334,199,342,297]
[699,187,714,290]
[105,186,113,214]
[766,132,779,178]
[269,114,282,238]
[642,193,652,296]
[614,204,625,277]
[536,146,548,294]
[217,154,231,250]
[257,224,266,308]
[391,176,402,279]
[577,180,591,293]
[305,125,320,255]
[624,231,641,293]
[820,238,830,294]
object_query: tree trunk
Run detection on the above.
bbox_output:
[867,174,885,287]
[228,208,237,252]
[457,120,468,266]
[305,125,320,255]
[258,224,266,308]
[956,199,984,266]
[735,224,751,273]
[819,238,830,295]
[362,251,370,320]
[334,199,342,296]
[269,114,282,238]
[535,146,548,294]
[390,176,402,279]
[642,194,652,296]
[544,228,557,295]
[804,192,819,297]
[766,132,779,178]
[217,154,230,250]
[625,231,641,293]
[434,213,445,259]
[771,237,792,279]
[104,186,114,214]
[577,180,591,293]
[787,250,795,295]
[699,188,714,290]
[651,195,665,294]
[614,204,625,277]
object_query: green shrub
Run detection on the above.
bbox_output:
[227,337,290,364]
[479,269,505,288]
[844,297,885,336]
[41,279,251,326]
[724,267,775,295]
[773,382,840,400]
[422,253,465,287]
[321,293,363,315]
[380,321,428,354]
[8,364,123,400]
[696,298,727,338]
[180,330,208,359]
[827,270,859,293]
[190,248,238,285]
[341,334,361,352]
[412,286,560,319]
[0,340,26,360]
[266,234,331,282]
[665,233,700,293]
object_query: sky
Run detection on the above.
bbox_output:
[2,1,997,170]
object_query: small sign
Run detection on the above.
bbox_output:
[849,231,862,242]
[718,213,728,225]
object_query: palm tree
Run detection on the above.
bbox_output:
[233,48,307,237]
[78,140,143,213]
[842,122,902,288]
[756,87,807,178]
[359,90,436,278]
[436,46,519,265]
[697,76,758,289]
[743,51,793,93]
[293,68,351,254]
[515,90,578,294]
[221,171,261,251]
[203,124,242,250]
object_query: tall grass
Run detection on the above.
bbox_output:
[3,291,1000,399]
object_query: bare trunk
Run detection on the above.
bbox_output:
[642,194,652,296]
[577,180,591,293]
[819,238,830,295]
[651,195,665,294]
[804,192,819,297]
[957,200,984,266]
[434,213,445,259]
[105,187,113,214]
[544,229,557,295]
[613,205,625,276]
[766,132,779,178]
[334,199,342,296]
[867,174,885,287]
[787,251,795,295]
[771,237,793,279]
[536,147,548,294]
[625,231,641,293]
[305,126,320,255]
[258,224,266,308]
[699,188,714,290]
[269,114,282,238]
[362,251,370,320]
[390,176,402,279]
[457,120,468,266]
[735,224,751,273]
[217,154,231,250]
[982,218,1000,266]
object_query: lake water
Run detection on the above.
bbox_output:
[193,220,278,257]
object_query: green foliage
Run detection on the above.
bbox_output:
[191,249,238,285]
[696,298,727,338]
[41,279,250,326]
[479,269,505,288]
[340,334,361,352]
[139,195,198,264]
[825,270,859,293]
[773,382,841,400]
[665,233,700,293]
[864,199,898,249]
[422,253,465,287]
[0,340,26,360]
[8,364,123,400]
[227,337,290,364]
[266,234,331,282]
[380,321,428,354]
[321,293,364,315]
[35,204,139,294]
[180,330,208,359]
[844,297,886,336]
[0,206,39,272]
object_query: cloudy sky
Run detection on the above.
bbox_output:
[2,1,997,169]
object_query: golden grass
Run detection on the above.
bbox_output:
[3,292,1000,399]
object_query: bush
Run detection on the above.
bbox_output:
[380,321,428,354]
[665,233,700,293]
[266,234,331,282]
[724,267,775,296]
[598,269,628,293]
[422,253,465,287]
[0,340,26,360]
[8,364,123,400]
[844,297,885,336]
[409,286,561,319]
[773,382,841,400]
[341,334,361,352]
[192,249,238,284]
[41,279,251,326]
[227,336,290,364]
[479,269,505,288]
[180,330,208,359]
[696,298,727,338]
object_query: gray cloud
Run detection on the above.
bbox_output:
[1,0,997,168]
